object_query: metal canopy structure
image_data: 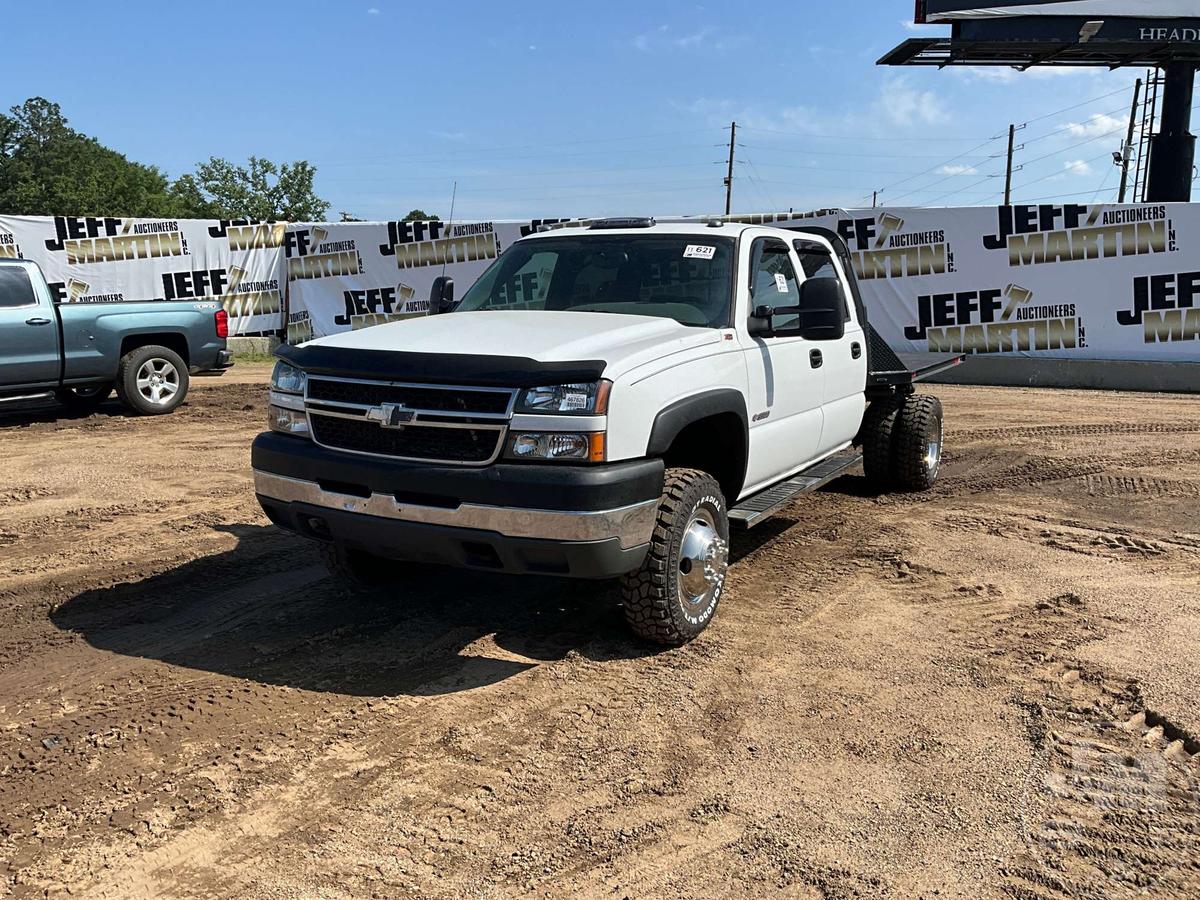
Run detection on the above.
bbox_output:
[880,1,1198,200]
[879,37,1200,68]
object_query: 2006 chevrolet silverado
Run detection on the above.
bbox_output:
[0,258,232,414]
[252,218,962,644]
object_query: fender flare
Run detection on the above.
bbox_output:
[646,389,749,497]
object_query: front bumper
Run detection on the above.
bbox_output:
[251,432,663,578]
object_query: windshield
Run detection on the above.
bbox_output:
[455,234,735,328]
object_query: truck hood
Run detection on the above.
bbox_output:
[303,310,723,381]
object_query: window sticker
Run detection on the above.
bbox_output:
[774,273,788,293]
[683,244,716,260]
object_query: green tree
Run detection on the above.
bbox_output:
[184,156,329,221]
[0,97,190,217]
[403,209,439,221]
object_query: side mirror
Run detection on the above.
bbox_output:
[748,304,774,338]
[429,275,455,315]
[796,279,846,341]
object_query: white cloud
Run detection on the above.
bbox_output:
[630,24,742,54]
[674,27,713,48]
[938,164,978,175]
[1064,159,1094,176]
[876,77,948,128]
[677,75,949,139]
[367,6,380,14]
[1064,113,1123,138]
[901,20,922,31]
[952,65,1089,84]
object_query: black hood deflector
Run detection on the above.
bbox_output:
[276,344,605,388]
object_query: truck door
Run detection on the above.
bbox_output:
[739,236,824,494]
[793,240,866,452]
[0,263,59,389]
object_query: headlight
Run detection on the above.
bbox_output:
[271,361,307,395]
[509,432,605,462]
[268,404,310,437]
[515,380,610,415]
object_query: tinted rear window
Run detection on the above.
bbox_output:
[0,267,37,309]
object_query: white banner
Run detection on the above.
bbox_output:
[3,206,1197,363]
[772,203,1199,362]
[281,217,577,344]
[0,215,285,336]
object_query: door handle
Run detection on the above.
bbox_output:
[26,317,52,326]
[851,341,862,359]
[809,349,823,369]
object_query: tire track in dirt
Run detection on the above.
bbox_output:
[890,570,1200,899]
[947,422,1200,442]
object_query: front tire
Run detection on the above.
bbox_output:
[621,468,729,646]
[115,345,189,415]
[316,541,395,589]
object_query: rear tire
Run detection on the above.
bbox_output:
[115,345,189,415]
[893,395,943,491]
[861,397,902,489]
[54,383,112,413]
[620,468,729,646]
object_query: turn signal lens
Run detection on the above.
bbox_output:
[214,309,230,338]
[509,431,603,461]
[268,404,310,437]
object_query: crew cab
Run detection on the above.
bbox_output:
[252,219,961,644]
[0,258,232,415]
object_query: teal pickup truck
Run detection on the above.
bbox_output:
[0,258,232,415]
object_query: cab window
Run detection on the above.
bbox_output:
[751,240,800,330]
[794,242,851,322]
[0,267,37,309]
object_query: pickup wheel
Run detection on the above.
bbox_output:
[316,541,395,589]
[620,468,729,646]
[861,397,902,489]
[115,345,189,415]
[54,383,112,413]
[893,395,944,491]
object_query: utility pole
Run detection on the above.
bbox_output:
[1003,124,1016,205]
[1118,77,1143,203]
[872,190,878,208]
[723,121,736,215]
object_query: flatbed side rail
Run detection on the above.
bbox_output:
[865,323,965,388]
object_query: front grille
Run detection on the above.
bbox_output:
[310,415,502,463]
[307,378,512,415]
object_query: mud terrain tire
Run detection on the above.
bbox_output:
[893,395,944,491]
[621,468,729,646]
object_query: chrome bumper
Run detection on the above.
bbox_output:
[253,470,658,550]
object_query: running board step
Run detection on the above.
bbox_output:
[729,451,863,528]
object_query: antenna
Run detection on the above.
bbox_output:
[441,180,457,277]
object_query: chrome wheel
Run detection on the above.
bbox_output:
[676,507,728,621]
[135,358,180,406]
[926,416,944,479]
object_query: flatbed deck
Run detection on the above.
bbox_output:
[865,323,964,389]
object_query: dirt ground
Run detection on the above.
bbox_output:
[1,365,1198,899]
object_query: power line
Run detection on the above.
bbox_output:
[864,81,1141,206]
[737,125,988,142]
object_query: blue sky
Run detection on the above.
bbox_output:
[1,1,1151,221]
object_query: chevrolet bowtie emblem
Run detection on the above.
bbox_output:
[369,402,415,429]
